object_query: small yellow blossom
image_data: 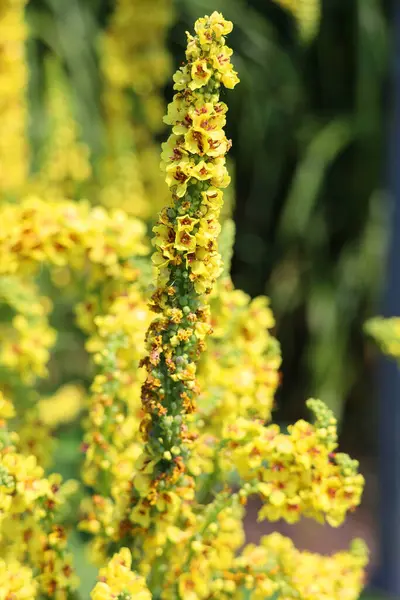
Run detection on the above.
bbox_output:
[91,548,151,600]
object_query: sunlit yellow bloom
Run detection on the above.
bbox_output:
[91,548,151,600]
[0,558,37,599]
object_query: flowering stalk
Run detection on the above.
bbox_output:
[0,0,29,198]
[28,58,92,201]
[0,276,56,384]
[139,12,239,490]
[221,399,364,527]
[101,0,173,140]
[79,287,151,557]
[231,534,367,598]
[99,0,173,220]
[0,392,79,598]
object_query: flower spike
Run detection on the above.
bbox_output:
[139,11,239,490]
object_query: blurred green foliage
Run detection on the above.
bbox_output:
[26,0,390,454]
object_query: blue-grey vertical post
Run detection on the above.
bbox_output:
[375,1,400,594]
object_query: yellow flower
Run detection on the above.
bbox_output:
[165,160,191,197]
[195,12,233,43]
[189,59,213,90]
[189,160,215,181]
[161,134,187,164]
[172,66,191,90]
[175,230,197,253]
[0,558,37,599]
[196,217,221,247]
[37,384,85,428]
[91,548,151,600]
[131,502,151,528]
[221,67,240,90]
[210,45,233,72]
[0,391,15,421]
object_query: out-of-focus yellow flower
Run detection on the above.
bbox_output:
[101,0,172,136]
[0,196,148,279]
[38,384,85,428]
[0,314,56,383]
[0,558,37,599]
[197,278,281,432]
[236,533,368,599]
[79,284,152,550]
[272,0,321,41]
[0,390,15,421]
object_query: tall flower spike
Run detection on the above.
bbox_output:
[0,0,29,198]
[139,11,239,486]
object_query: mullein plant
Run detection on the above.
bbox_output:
[0,9,369,600]
[87,14,367,599]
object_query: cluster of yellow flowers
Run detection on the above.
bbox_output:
[0,557,37,599]
[220,399,364,527]
[0,196,148,391]
[91,548,151,600]
[0,4,368,600]
[0,392,79,598]
[0,276,55,383]
[237,533,367,599]
[79,285,151,559]
[0,196,148,278]
[199,277,281,432]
